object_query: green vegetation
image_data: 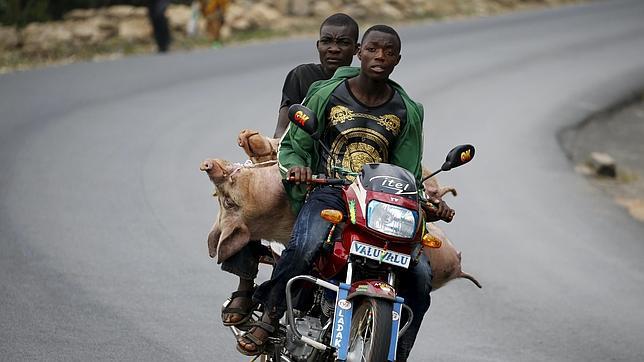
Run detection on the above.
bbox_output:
[0,0,50,28]
[0,0,188,26]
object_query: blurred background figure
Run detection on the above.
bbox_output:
[199,0,229,47]
[148,0,171,53]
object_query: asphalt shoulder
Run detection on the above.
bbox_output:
[559,92,644,222]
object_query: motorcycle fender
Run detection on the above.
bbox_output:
[332,283,353,360]
[346,280,396,302]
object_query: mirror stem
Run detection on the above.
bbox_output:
[421,169,441,184]
[318,141,333,160]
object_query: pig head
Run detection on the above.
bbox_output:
[200,158,295,263]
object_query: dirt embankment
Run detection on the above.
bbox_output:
[559,92,644,222]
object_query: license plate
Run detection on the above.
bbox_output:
[350,241,411,269]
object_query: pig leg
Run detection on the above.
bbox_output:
[456,252,482,288]
[237,129,277,163]
[459,271,482,288]
[437,186,458,198]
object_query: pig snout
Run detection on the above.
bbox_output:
[200,159,214,172]
[200,159,229,184]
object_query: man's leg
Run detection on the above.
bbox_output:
[148,0,171,52]
[238,187,344,354]
[396,252,432,361]
[254,186,344,319]
[220,240,261,325]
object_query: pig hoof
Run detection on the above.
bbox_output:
[238,129,256,148]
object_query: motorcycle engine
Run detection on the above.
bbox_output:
[320,288,336,318]
[286,316,325,361]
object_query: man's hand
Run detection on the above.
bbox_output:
[423,196,455,223]
[287,166,313,184]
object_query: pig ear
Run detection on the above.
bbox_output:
[207,220,222,258]
[216,221,251,264]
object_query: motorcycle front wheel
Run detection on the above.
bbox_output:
[346,298,393,362]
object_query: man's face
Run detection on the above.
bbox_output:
[317,24,359,76]
[357,30,401,81]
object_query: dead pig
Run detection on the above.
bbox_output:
[200,158,295,262]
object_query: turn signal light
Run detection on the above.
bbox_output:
[320,209,344,224]
[422,233,442,248]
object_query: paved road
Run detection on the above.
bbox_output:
[2,1,644,360]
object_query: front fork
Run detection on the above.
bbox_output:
[285,262,413,361]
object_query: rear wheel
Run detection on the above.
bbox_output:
[346,298,393,362]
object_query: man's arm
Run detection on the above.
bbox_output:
[273,107,290,139]
[422,195,455,222]
[277,114,317,214]
[390,105,424,184]
[274,66,307,138]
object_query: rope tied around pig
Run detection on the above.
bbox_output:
[232,159,278,173]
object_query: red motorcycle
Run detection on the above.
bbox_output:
[226,105,474,362]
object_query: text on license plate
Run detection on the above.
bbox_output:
[350,241,411,269]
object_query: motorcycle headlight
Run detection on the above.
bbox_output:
[366,200,418,239]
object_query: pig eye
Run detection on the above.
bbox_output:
[223,197,237,209]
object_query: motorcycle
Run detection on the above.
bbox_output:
[224,104,475,362]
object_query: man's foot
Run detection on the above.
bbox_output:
[236,317,276,356]
[221,289,256,326]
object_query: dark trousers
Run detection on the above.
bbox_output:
[251,186,432,360]
[148,0,171,52]
[221,240,262,280]
[395,251,432,361]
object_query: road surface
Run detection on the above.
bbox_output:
[1,0,644,360]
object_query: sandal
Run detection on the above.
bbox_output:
[236,320,276,356]
[221,289,257,326]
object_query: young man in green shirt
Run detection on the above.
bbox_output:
[238,25,455,361]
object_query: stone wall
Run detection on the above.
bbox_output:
[0,0,578,54]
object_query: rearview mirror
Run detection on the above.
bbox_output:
[288,104,318,139]
[441,144,475,171]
